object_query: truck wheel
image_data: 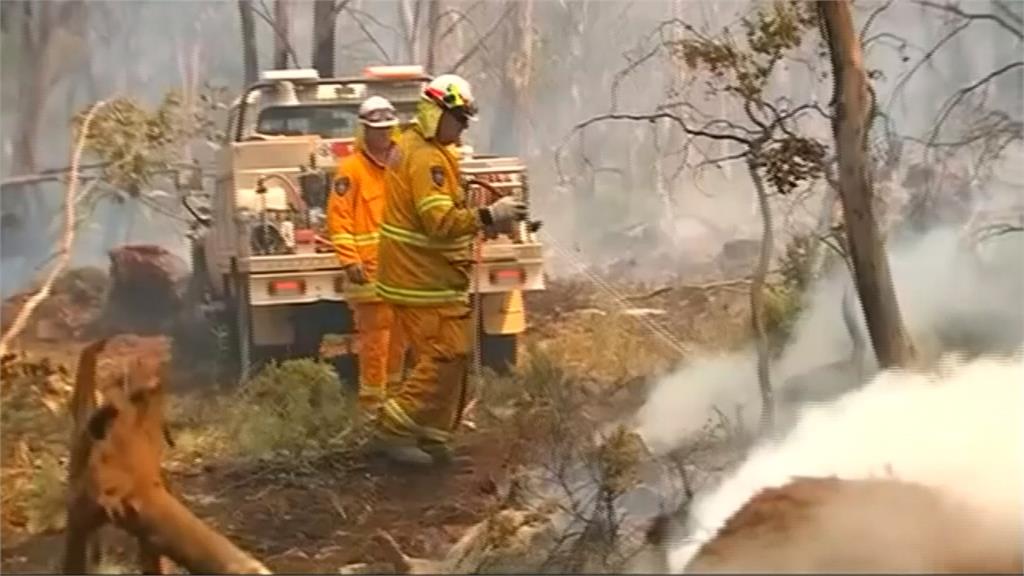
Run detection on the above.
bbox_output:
[480,333,519,375]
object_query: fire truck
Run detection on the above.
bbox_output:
[179,66,545,382]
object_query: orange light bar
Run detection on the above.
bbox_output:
[330,141,354,158]
[363,65,426,80]
[268,279,306,296]
[489,268,524,286]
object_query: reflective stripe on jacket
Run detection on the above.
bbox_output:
[376,127,481,306]
[327,145,391,301]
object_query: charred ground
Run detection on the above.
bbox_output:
[0,268,751,573]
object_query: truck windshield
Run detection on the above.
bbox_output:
[257,105,359,138]
[255,102,420,138]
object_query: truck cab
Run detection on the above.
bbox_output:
[185,66,545,382]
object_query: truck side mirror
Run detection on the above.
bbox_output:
[298,169,329,210]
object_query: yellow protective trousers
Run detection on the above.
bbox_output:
[352,301,407,413]
[379,303,472,447]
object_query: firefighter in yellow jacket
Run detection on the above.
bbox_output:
[372,75,527,465]
[327,96,407,417]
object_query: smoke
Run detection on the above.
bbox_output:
[667,351,1024,571]
[636,222,1024,453]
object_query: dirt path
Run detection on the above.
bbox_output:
[1,421,521,573]
[0,326,525,574]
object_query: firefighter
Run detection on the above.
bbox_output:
[327,95,407,418]
[372,74,527,465]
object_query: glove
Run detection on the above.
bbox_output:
[480,196,528,226]
[344,264,368,285]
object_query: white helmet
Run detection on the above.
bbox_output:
[358,96,399,128]
[423,74,478,120]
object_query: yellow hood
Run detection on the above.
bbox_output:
[416,99,444,140]
[413,100,461,155]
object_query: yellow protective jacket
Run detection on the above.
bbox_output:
[376,126,481,306]
[327,141,393,301]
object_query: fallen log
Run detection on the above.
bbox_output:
[63,339,270,574]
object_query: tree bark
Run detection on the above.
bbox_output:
[3,0,88,289]
[10,0,88,176]
[818,0,916,369]
[746,153,775,433]
[273,0,291,69]
[237,0,259,85]
[487,0,533,156]
[425,0,441,72]
[312,0,336,77]
[398,0,421,63]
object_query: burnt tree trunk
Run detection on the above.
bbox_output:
[273,0,291,69]
[818,0,916,369]
[312,0,337,77]
[746,152,774,433]
[237,0,259,84]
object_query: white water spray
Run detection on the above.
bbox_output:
[668,353,1024,571]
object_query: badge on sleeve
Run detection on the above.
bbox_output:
[430,166,445,187]
[334,176,350,197]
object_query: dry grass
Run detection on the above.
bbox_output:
[472,341,656,573]
[535,313,677,385]
[21,453,67,534]
[1,355,73,533]
[167,358,358,462]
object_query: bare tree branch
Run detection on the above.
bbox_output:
[692,149,751,170]
[915,0,1023,40]
[862,32,926,55]
[859,0,896,44]
[435,2,485,44]
[343,6,393,62]
[886,19,971,112]
[345,6,402,36]
[993,1,1023,27]
[448,2,515,73]
[610,42,662,112]
[252,0,300,67]
[928,61,1024,144]
[571,112,751,145]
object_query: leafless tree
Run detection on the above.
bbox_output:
[818,0,917,369]
[272,0,291,69]
[237,0,259,84]
[4,0,90,176]
[312,0,341,77]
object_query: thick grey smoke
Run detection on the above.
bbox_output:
[668,352,1024,571]
[4,1,1021,294]
[637,220,1024,453]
